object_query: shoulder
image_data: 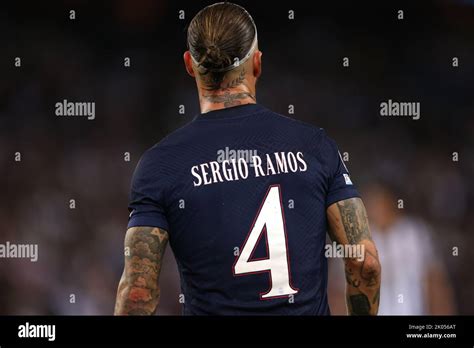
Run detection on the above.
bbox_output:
[131,123,194,183]
[264,108,324,132]
[259,107,333,143]
[253,107,344,168]
[140,120,198,161]
[153,120,199,150]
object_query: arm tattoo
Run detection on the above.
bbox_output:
[345,265,361,288]
[349,294,371,315]
[361,249,379,287]
[114,227,169,315]
[336,198,371,244]
[327,198,381,315]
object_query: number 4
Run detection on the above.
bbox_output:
[233,185,299,299]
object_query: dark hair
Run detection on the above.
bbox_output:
[187,2,257,90]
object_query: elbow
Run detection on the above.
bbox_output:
[361,253,381,282]
[345,241,381,285]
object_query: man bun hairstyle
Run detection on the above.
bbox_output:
[187,2,258,90]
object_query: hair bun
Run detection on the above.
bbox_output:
[201,43,232,71]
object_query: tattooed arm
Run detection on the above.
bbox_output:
[114,226,169,315]
[327,198,381,315]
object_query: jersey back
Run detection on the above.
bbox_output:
[127,103,359,315]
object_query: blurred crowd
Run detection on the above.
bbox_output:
[0,1,473,314]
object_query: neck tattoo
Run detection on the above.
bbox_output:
[203,90,256,109]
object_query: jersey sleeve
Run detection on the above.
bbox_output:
[321,132,360,207]
[127,149,169,231]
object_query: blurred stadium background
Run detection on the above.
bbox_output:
[0,0,473,314]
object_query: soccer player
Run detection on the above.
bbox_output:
[114,2,381,315]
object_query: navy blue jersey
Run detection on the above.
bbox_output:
[127,103,359,315]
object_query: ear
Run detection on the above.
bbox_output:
[253,50,262,78]
[183,51,196,77]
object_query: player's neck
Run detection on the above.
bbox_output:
[198,83,257,114]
